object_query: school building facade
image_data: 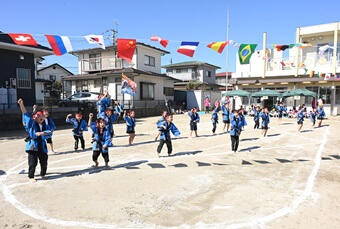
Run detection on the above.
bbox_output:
[232,22,340,115]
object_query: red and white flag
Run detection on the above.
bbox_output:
[150,35,169,48]
[324,73,331,80]
[8,33,38,46]
[84,34,105,49]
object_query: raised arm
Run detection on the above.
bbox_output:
[66,114,72,122]
[17,98,27,114]
[88,113,94,127]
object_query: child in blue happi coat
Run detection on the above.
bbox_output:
[310,108,317,128]
[230,110,243,153]
[155,110,168,141]
[238,108,247,131]
[297,106,306,132]
[156,113,181,157]
[222,103,231,132]
[253,106,261,129]
[98,108,118,139]
[188,107,200,137]
[88,113,113,169]
[18,99,52,182]
[123,110,136,145]
[275,102,287,125]
[114,100,124,123]
[96,91,111,116]
[66,113,88,150]
[317,106,326,127]
[42,109,56,153]
[211,107,220,134]
[260,107,270,137]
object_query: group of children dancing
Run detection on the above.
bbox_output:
[18,93,327,182]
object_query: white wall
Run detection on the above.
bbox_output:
[136,45,163,73]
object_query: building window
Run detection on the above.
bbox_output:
[141,82,154,100]
[94,79,102,88]
[305,86,332,104]
[206,70,212,78]
[49,75,56,81]
[76,80,88,92]
[144,55,155,67]
[114,77,121,83]
[166,69,172,73]
[336,86,340,105]
[176,69,181,73]
[89,53,101,70]
[16,68,31,89]
[163,87,174,96]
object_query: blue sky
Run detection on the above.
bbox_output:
[1,0,339,74]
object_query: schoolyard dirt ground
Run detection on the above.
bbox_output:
[0,113,339,229]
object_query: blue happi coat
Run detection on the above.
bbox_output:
[98,112,118,134]
[211,108,220,123]
[230,116,242,137]
[90,122,113,153]
[188,112,200,124]
[240,114,247,127]
[317,107,326,119]
[297,109,305,123]
[253,109,260,122]
[45,117,56,139]
[260,112,270,126]
[275,104,287,115]
[97,97,110,114]
[221,106,230,122]
[157,120,181,140]
[124,116,136,132]
[66,118,88,136]
[22,112,51,153]
[310,111,317,123]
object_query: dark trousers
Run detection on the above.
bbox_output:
[157,139,172,155]
[73,135,85,149]
[212,122,217,133]
[231,135,239,152]
[28,151,48,179]
[92,151,109,162]
[254,120,259,129]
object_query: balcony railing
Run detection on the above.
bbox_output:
[81,56,125,72]
[234,53,340,78]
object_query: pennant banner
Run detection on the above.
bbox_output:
[121,74,137,96]
[150,35,169,48]
[84,34,105,49]
[117,38,136,63]
[45,35,73,56]
[8,33,38,46]
[177,41,199,57]
[238,44,257,64]
[207,41,228,54]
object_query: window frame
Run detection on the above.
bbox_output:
[144,55,155,67]
[140,82,155,100]
[16,68,31,89]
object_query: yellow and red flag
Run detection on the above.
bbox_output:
[207,41,228,54]
[117,38,136,63]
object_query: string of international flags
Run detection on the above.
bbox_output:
[3,32,336,80]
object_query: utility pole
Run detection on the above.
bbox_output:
[103,21,119,45]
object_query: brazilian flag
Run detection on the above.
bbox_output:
[238,44,257,65]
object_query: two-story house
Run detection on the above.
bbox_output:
[0,32,53,107]
[162,61,223,111]
[36,63,74,101]
[232,22,340,115]
[61,42,176,109]
[215,71,234,91]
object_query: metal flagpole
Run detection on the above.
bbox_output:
[225,6,230,93]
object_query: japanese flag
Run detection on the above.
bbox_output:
[84,34,105,49]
